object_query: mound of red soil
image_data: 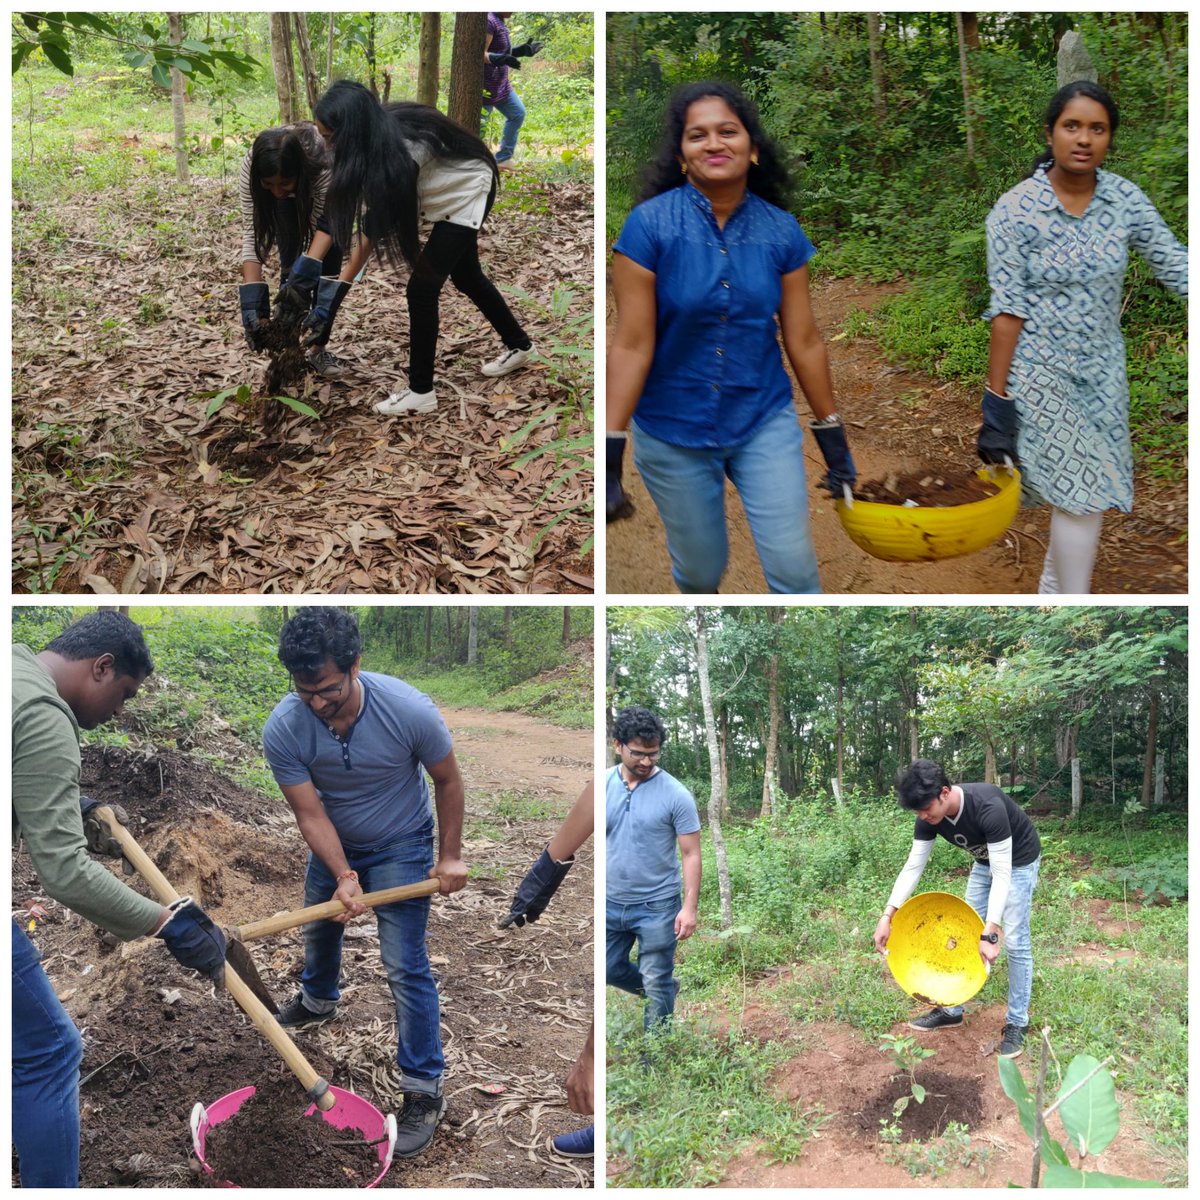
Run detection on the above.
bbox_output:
[853,469,1000,507]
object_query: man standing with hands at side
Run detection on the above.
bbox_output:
[606,705,701,1032]
[874,759,1041,1060]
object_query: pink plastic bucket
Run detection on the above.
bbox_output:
[190,1085,397,1188]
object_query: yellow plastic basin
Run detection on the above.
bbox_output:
[887,891,987,1007]
[836,466,1020,562]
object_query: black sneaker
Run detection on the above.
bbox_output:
[276,992,338,1027]
[998,1023,1026,1059]
[907,1007,963,1031]
[305,348,346,380]
[394,1092,446,1158]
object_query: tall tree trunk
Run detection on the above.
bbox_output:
[449,12,488,132]
[292,13,321,115]
[366,12,378,96]
[1070,757,1082,819]
[418,12,441,107]
[1139,688,1159,807]
[168,13,189,183]
[467,609,478,664]
[866,13,886,129]
[424,608,432,655]
[270,12,298,124]
[562,607,571,645]
[326,13,335,86]
[955,11,976,162]
[718,706,729,818]
[834,611,845,797]
[760,608,782,818]
[695,608,732,931]
[983,740,997,784]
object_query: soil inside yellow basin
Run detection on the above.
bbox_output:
[854,468,999,507]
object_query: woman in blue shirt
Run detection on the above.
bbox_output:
[607,81,855,593]
[978,81,1187,593]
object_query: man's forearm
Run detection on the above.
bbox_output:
[297,811,352,878]
[434,777,465,860]
[681,852,701,911]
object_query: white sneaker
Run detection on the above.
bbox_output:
[481,344,535,377]
[374,388,437,415]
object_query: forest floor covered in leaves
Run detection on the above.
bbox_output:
[12,707,593,1188]
[14,156,593,594]
[607,277,1186,595]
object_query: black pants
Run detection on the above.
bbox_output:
[406,220,530,393]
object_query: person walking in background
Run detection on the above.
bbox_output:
[606,706,701,1032]
[483,12,543,172]
[978,80,1187,594]
[606,81,856,591]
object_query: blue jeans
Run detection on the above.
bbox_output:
[484,91,526,161]
[299,830,443,1096]
[606,896,679,1031]
[13,920,84,1187]
[633,406,822,594]
[944,857,1040,1028]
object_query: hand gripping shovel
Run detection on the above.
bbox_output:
[95,807,336,1111]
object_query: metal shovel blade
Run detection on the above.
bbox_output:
[224,936,279,1014]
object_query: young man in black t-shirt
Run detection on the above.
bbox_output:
[873,759,1042,1059]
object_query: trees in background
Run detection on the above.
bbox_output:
[607,607,1187,818]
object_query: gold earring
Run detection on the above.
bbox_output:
[680,162,687,176]
[751,153,759,165]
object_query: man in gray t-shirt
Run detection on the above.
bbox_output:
[606,706,701,1030]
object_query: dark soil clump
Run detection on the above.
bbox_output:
[853,469,1000,507]
[201,1074,384,1188]
[259,294,307,398]
[854,1070,985,1142]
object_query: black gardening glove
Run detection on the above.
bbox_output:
[510,40,544,57]
[79,795,136,874]
[239,282,271,350]
[301,278,352,348]
[277,254,323,318]
[606,433,634,522]
[977,386,1019,465]
[488,52,522,70]
[810,415,858,499]
[156,897,227,984]
[498,847,574,928]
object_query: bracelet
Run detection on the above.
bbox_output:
[336,869,359,885]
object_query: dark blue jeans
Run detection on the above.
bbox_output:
[298,830,444,1096]
[606,895,679,1031]
[13,920,84,1187]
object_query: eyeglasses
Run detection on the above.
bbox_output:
[293,674,349,703]
[621,744,661,762]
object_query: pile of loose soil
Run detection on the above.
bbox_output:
[853,469,1000,507]
[260,293,308,400]
[201,1074,382,1188]
[855,1070,985,1141]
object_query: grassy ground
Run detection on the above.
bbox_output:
[607,799,1187,1187]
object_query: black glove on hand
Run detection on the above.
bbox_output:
[156,897,227,984]
[488,52,522,69]
[239,282,270,349]
[510,40,544,57]
[79,796,136,874]
[301,278,352,348]
[810,416,858,498]
[498,847,574,928]
[277,255,323,317]
[977,386,1019,465]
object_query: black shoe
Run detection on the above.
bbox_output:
[276,992,338,1027]
[907,1007,963,1031]
[394,1092,446,1157]
[998,1023,1026,1059]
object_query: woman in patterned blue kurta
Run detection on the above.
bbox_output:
[979,81,1187,594]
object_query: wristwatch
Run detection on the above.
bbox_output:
[980,931,1000,944]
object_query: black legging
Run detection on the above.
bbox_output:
[406,221,531,393]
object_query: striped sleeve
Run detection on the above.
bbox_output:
[239,148,259,264]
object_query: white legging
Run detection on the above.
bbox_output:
[1038,508,1104,594]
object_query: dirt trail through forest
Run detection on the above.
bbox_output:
[12,707,593,1188]
[606,276,1186,595]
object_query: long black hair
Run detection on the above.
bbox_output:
[314,80,498,267]
[249,125,326,263]
[1030,79,1120,176]
[639,80,790,208]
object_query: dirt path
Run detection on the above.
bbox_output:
[606,276,1186,595]
[12,710,593,1188]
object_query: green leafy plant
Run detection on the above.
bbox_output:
[882,1120,992,1178]
[878,1033,935,1116]
[200,383,320,422]
[998,1031,1158,1187]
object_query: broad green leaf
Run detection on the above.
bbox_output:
[272,395,320,419]
[998,1057,1068,1165]
[123,51,153,69]
[181,38,211,53]
[41,41,73,75]
[911,1083,925,1104]
[1042,1164,1157,1188]
[1057,1055,1119,1157]
[204,387,238,420]
[151,62,171,89]
[172,57,193,73]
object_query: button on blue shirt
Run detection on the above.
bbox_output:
[614,182,816,448]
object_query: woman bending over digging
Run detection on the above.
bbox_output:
[977,80,1187,593]
[238,124,348,379]
[292,80,536,417]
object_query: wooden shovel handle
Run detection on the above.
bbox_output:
[95,807,336,1111]
[237,878,442,942]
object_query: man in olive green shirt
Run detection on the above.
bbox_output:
[12,611,227,1188]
